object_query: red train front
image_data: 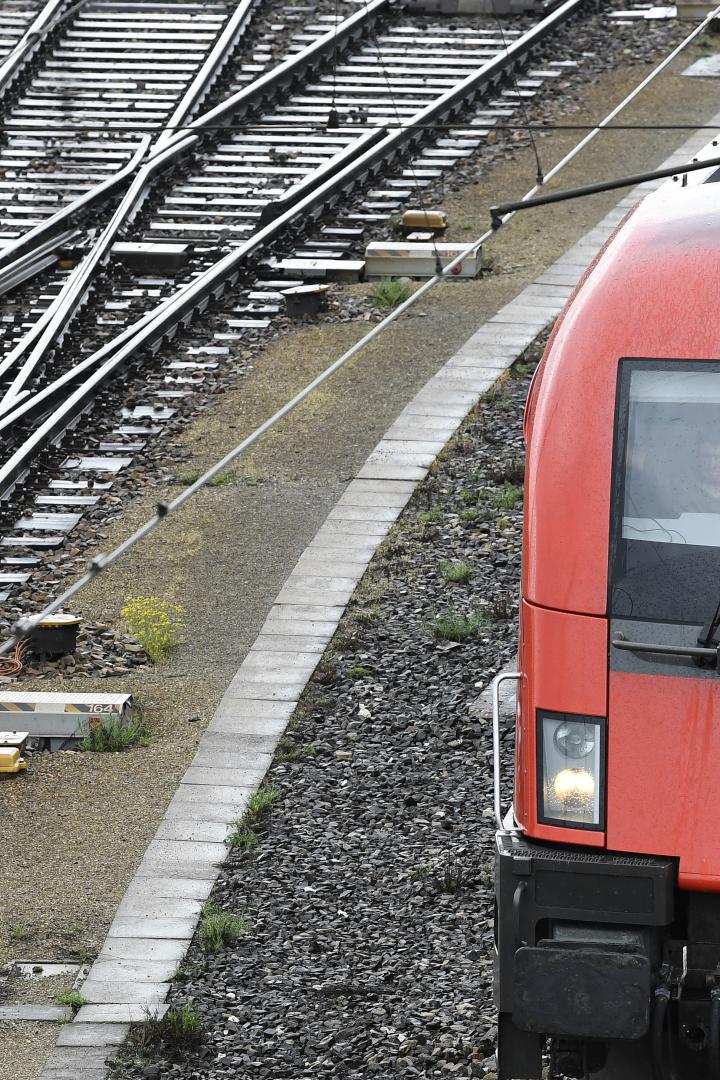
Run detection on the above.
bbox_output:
[494,179,720,1079]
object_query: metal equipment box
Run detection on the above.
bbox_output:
[364,241,481,279]
[0,693,133,750]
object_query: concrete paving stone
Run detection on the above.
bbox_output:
[75,1004,168,1025]
[117,891,204,917]
[348,478,417,493]
[107,915,197,940]
[173,783,255,805]
[183,765,271,788]
[491,305,556,325]
[85,958,179,983]
[510,291,566,308]
[268,602,348,621]
[276,572,365,592]
[164,797,249,823]
[215,692,298,716]
[363,450,438,468]
[135,854,225,880]
[190,747,273,773]
[138,837,227,870]
[462,327,531,347]
[275,586,354,605]
[99,938,188,963]
[240,649,326,671]
[546,257,590,272]
[78,979,168,1004]
[41,1068,107,1080]
[535,271,584,286]
[487,308,550,328]
[197,730,280,755]
[120,876,216,901]
[521,282,573,299]
[45,1047,113,1067]
[213,680,302,700]
[0,1004,71,1021]
[234,664,311,684]
[448,341,520,361]
[335,488,413,508]
[402,399,473,418]
[318,519,391,537]
[207,700,297,733]
[56,1022,130,1046]
[249,633,333,654]
[192,728,280,754]
[305,537,379,558]
[445,353,515,373]
[155,816,234,843]
[384,419,459,439]
[370,438,446,457]
[326,503,400,522]
[433,369,513,389]
[281,572,361,590]
[407,391,478,411]
[356,462,428,482]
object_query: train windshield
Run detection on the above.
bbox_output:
[610,359,720,624]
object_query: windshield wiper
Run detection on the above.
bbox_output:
[698,597,720,650]
[612,634,719,667]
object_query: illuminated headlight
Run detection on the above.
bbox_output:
[539,711,605,829]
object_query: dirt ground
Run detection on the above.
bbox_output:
[2,37,720,1080]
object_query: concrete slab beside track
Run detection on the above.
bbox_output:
[34,103,720,1079]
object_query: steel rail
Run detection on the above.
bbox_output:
[0,0,396,288]
[0,0,586,498]
[0,0,260,408]
[0,0,85,98]
[0,136,153,402]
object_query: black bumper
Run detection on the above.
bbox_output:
[495,832,676,1040]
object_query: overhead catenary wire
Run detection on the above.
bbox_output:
[1,3,719,655]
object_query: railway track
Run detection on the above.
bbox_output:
[0,0,585,618]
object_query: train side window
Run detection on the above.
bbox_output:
[609,359,720,625]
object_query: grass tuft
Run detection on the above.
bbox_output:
[370,277,414,310]
[490,481,522,510]
[80,713,149,752]
[130,1001,204,1055]
[207,468,236,487]
[198,901,248,954]
[226,784,280,851]
[438,559,473,584]
[432,609,488,642]
[55,989,86,1013]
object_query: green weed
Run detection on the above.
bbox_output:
[370,277,414,310]
[438,560,473,584]
[490,482,522,510]
[349,664,374,678]
[207,469,236,487]
[55,989,86,1013]
[432,610,488,642]
[80,713,149,752]
[226,784,280,851]
[198,901,248,954]
[175,469,200,486]
[121,596,185,662]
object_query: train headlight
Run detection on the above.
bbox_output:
[538,711,605,829]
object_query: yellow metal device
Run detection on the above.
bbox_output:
[0,747,26,773]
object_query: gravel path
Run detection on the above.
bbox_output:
[108,339,539,1079]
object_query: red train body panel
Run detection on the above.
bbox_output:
[494,181,720,1079]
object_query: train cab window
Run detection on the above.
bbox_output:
[610,360,720,624]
